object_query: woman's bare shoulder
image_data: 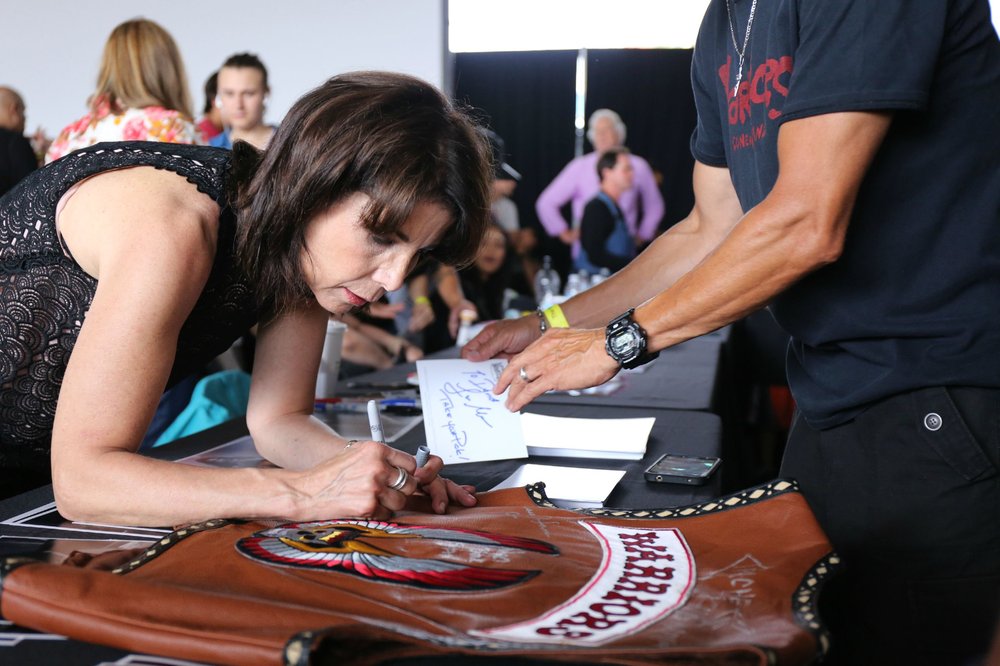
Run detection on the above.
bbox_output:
[59,166,222,278]
[71,166,220,222]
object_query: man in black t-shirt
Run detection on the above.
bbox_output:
[466,1,1000,663]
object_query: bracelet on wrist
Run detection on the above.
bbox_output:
[542,304,569,329]
[535,304,569,332]
[535,308,548,333]
[413,296,431,306]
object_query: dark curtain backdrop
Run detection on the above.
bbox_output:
[453,50,578,275]
[586,49,697,230]
[453,48,697,280]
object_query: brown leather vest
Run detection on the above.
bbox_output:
[0,480,836,665]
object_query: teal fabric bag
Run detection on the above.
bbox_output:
[153,370,251,447]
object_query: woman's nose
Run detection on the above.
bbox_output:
[374,251,411,292]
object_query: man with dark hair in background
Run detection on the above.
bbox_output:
[211,53,276,150]
[576,148,637,274]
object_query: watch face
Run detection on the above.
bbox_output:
[609,328,641,358]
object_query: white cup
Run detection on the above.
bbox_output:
[316,320,347,398]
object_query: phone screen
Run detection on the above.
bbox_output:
[646,454,719,478]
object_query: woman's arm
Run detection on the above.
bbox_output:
[342,313,420,364]
[248,303,467,512]
[435,264,478,337]
[342,318,395,370]
[406,272,436,333]
[246,304,349,469]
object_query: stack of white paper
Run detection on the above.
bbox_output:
[490,464,627,509]
[520,412,653,460]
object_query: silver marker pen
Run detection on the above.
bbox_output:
[367,399,385,443]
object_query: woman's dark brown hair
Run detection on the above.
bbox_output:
[234,71,491,319]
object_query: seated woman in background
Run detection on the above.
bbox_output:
[1,71,490,525]
[460,222,532,321]
[45,18,198,163]
[424,222,532,351]
[406,259,479,354]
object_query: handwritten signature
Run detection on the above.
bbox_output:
[438,370,503,458]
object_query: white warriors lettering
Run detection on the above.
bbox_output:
[471,523,695,645]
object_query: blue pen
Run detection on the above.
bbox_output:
[380,398,421,408]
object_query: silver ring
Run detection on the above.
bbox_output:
[345,439,359,449]
[519,367,530,382]
[388,466,408,491]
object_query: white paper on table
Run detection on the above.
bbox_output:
[520,412,654,460]
[417,358,528,465]
[490,464,626,508]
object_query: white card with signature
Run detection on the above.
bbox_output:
[417,358,528,464]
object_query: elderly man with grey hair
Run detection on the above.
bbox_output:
[0,86,38,197]
[535,108,664,263]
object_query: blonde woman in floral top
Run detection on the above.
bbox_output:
[45,18,198,164]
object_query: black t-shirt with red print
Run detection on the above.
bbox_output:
[691,0,1000,428]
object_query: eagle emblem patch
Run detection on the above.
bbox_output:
[236,519,558,591]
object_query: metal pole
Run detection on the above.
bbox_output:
[574,47,588,157]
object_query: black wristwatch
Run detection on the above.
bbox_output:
[605,309,659,370]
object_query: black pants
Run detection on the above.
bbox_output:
[781,386,1000,665]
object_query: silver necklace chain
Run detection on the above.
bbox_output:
[726,0,758,97]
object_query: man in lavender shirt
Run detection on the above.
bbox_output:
[535,109,664,259]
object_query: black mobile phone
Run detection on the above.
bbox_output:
[643,453,721,485]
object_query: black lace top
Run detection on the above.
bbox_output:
[0,142,259,472]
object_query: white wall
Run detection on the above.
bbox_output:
[1,0,446,136]
[3,0,999,136]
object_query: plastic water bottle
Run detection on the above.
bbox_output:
[564,272,582,298]
[533,255,561,308]
[590,267,611,289]
[502,288,518,312]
